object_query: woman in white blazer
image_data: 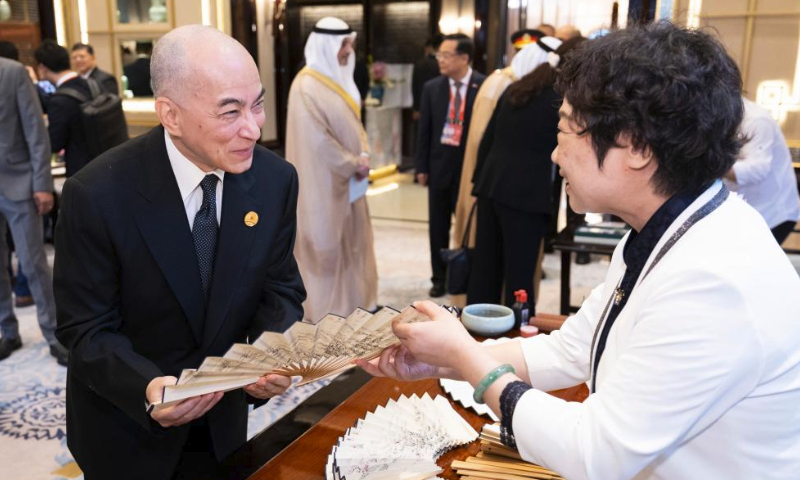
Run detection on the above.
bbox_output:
[360,22,800,480]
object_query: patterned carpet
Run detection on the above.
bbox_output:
[0,216,610,480]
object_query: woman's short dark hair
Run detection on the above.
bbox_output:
[506,37,585,107]
[556,21,744,196]
[34,40,71,72]
[443,33,474,62]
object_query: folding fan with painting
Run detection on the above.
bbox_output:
[151,306,429,410]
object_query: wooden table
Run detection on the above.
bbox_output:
[247,376,588,480]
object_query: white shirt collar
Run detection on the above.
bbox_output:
[164,129,224,203]
[56,71,79,88]
[80,67,96,80]
[449,68,473,88]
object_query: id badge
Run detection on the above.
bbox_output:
[440,121,463,147]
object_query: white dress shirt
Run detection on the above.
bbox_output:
[448,67,473,105]
[510,182,800,480]
[164,130,224,228]
[80,67,95,80]
[724,98,800,228]
[55,71,79,88]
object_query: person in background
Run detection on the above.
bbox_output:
[123,41,153,96]
[555,24,582,41]
[34,40,94,178]
[0,42,66,366]
[0,41,35,308]
[451,31,547,306]
[412,34,444,121]
[70,42,119,95]
[508,29,545,53]
[361,22,800,480]
[0,40,17,60]
[467,37,580,311]
[54,25,304,478]
[416,34,486,298]
[723,97,800,245]
[285,17,378,322]
[536,23,556,37]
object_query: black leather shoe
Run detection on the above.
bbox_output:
[50,343,69,367]
[0,337,22,360]
[428,283,446,298]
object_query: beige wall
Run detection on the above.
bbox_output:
[673,0,800,144]
[57,0,279,142]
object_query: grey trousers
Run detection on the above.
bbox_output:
[0,194,58,346]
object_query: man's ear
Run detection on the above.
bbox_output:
[155,98,182,137]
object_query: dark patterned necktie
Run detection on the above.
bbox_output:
[193,174,219,298]
[452,80,463,121]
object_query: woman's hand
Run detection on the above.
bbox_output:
[357,300,480,380]
[391,300,480,372]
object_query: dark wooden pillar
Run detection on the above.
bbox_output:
[429,0,442,38]
[485,0,507,70]
[37,0,57,40]
[230,0,259,64]
[472,0,507,73]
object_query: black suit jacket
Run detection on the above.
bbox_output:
[472,87,560,215]
[414,71,486,190]
[54,126,306,479]
[123,57,153,96]
[89,67,120,95]
[49,76,92,177]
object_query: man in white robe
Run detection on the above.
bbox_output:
[286,17,378,323]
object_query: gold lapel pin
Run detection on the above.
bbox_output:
[244,211,259,227]
[613,288,625,306]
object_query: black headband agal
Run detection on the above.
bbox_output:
[312,26,353,35]
[536,38,555,53]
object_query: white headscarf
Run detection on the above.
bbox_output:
[510,36,563,81]
[304,17,361,107]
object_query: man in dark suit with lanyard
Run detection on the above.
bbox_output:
[54,25,305,479]
[415,33,485,298]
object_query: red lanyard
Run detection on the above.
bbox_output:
[447,82,467,125]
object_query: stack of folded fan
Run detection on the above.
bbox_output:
[452,423,566,480]
[326,393,479,480]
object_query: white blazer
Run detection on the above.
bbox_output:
[511,181,800,480]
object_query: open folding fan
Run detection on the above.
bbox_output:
[154,306,429,409]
